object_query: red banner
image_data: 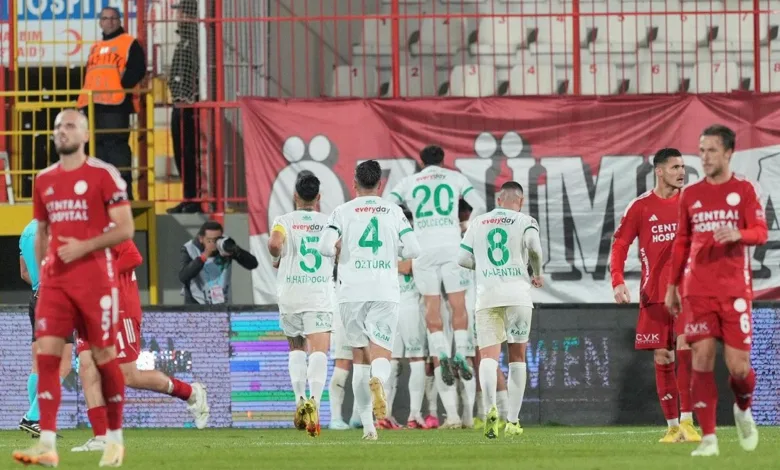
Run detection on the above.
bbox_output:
[241,95,780,304]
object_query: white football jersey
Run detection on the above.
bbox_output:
[460,208,539,311]
[327,196,413,303]
[390,166,474,251]
[272,210,334,314]
[399,270,420,308]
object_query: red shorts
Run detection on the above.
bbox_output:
[77,314,141,365]
[683,296,752,351]
[36,284,118,349]
[635,303,680,350]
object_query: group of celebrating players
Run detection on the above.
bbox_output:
[13,110,210,468]
[11,109,767,467]
[270,125,767,458]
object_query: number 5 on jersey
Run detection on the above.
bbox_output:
[299,236,322,273]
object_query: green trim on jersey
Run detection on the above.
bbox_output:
[460,243,473,253]
[462,186,474,198]
[399,227,413,238]
[391,191,403,203]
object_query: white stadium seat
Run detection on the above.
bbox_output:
[579,62,623,95]
[647,12,713,52]
[329,65,379,97]
[710,12,770,52]
[759,59,780,92]
[531,15,575,55]
[385,65,441,96]
[507,64,557,95]
[588,11,641,53]
[634,62,682,94]
[449,64,497,96]
[413,17,475,55]
[687,61,740,93]
[353,18,396,56]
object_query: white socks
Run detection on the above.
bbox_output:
[507,362,527,423]
[454,330,471,358]
[425,374,438,417]
[408,361,426,421]
[288,350,307,400]
[460,372,476,424]
[328,367,349,422]
[479,358,499,410]
[681,412,693,422]
[386,360,400,414]
[370,357,392,400]
[352,364,375,433]
[475,390,485,419]
[429,331,450,358]
[434,366,460,419]
[497,390,509,419]
[40,431,56,448]
[307,351,328,404]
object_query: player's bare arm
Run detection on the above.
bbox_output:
[57,203,134,264]
[398,259,412,275]
[20,257,31,285]
[525,227,544,288]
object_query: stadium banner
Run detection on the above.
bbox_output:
[240,95,780,305]
[0,304,777,429]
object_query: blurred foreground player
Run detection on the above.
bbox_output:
[318,160,421,440]
[458,182,543,439]
[13,109,133,467]
[610,148,701,443]
[73,237,210,452]
[666,125,768,457]
[268,173,334,437]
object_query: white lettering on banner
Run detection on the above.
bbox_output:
[13,0,136,20]
[524,336,611,390]
[635,333,660,344]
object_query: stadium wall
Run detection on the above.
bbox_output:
[0,304,777,429]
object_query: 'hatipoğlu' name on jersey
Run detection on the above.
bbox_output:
[691,209,740,233]
[292,223,324,232]
[285,274,331,284]
[46,199,89,222]
[481,216,516,226]
[650,223,677,243]
[354,206,391,214]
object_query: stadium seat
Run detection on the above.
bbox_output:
[353,18,396,56]
[759,58,780,92]
[686,61,740,92]
[329,65,380,97]
[385,65,441,96]
[507,64,558,95]
[587,11,642,54]
[449,64,497,96]
[530,15,576,55]
[646,11,714,52]
[474,13,527,53]
[710,12,771,52]
[412,17,475,55]
[579,62,626,95]
[440,0,487,4]
[632,62,682,94]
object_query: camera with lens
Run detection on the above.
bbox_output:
[216,236,236,255]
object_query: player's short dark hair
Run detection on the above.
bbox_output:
[355,160,382,189]
[295,173,320,202]
[198,220,223,236]
[701,124,736,151]
[653,148,683,167]
[420,145,445,166]
[500,181,524,193]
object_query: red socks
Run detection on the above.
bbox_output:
[691,370,718,436]
[729,368,756,411]
[87,406,108,437]
[170,378,193,402]
[676,349,693,414]
[654,362,680,420]
[37,354,63,433]
[96,359,125,431]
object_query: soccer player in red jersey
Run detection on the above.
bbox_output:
[666,125,768,457]
[611,148,701,444]
[13,110,133,468]
[71,237,211,452]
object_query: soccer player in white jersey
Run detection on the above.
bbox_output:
[458,181,544,439]
[389,145,486,414]
[268,173,334,437]
[319,160,422,440]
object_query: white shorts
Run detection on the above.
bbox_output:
[413,247,468,296]
[330,308,353,360]
[476,306,533,349]
[392,302,428,358]
[279,311,333,338]
[339,301,400,352]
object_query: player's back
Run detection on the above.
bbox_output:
[681,175,763,299]
[335,196,406,303]
[34,159,127,286]
[392,166,470,250]
[466,208,537,310]
[274,210,334,313]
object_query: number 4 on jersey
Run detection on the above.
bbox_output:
[359,216,383,254]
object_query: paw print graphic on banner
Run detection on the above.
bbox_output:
[267,134,349,231]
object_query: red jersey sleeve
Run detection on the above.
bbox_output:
[113,239,143,274]
[33,176,48,222]
[99,165,130,208]
[610,200,640,286]
[669,189,692,287]
[739,181,768,246]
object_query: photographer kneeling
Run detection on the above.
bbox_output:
[179,220,259,305]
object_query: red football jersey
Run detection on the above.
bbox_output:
[611,190,680,305]
[112,239,143,322]
[33,159,129,287]
[670,175,768,299]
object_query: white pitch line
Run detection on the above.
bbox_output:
[558,430,661,436]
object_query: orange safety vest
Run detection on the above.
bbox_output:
[77,33,138,110]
